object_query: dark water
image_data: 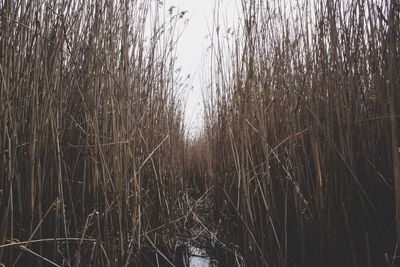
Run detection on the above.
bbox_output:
[136,242,226,267]
[177,242,219,267]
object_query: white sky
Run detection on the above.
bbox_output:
[160,0,240,137]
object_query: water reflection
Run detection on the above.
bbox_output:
[177,243,218,267]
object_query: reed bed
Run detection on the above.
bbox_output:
[0,0,186,265]
[1,0,400,266]
[195,0,400,266]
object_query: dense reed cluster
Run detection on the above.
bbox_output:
[0,1,187,265]
[194,0,400,266]
[1,0,399,266]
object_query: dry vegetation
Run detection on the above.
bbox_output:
[192,0,400,266]
[0,0,187,266]
[1,0,400,266]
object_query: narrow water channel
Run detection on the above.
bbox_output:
[175,184,223,267]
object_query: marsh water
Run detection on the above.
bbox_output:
[137,184,229,266]
[177,242,219,267]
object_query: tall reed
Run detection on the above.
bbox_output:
[196,0,400,266]
[0,1,186,265]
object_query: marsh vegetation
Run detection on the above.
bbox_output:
[0,0,399,266]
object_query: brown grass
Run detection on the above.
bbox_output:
[0,1,186,266]
[191,0,400,266]
[1,0,400,266]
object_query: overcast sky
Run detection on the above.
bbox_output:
[160,0,240,137]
